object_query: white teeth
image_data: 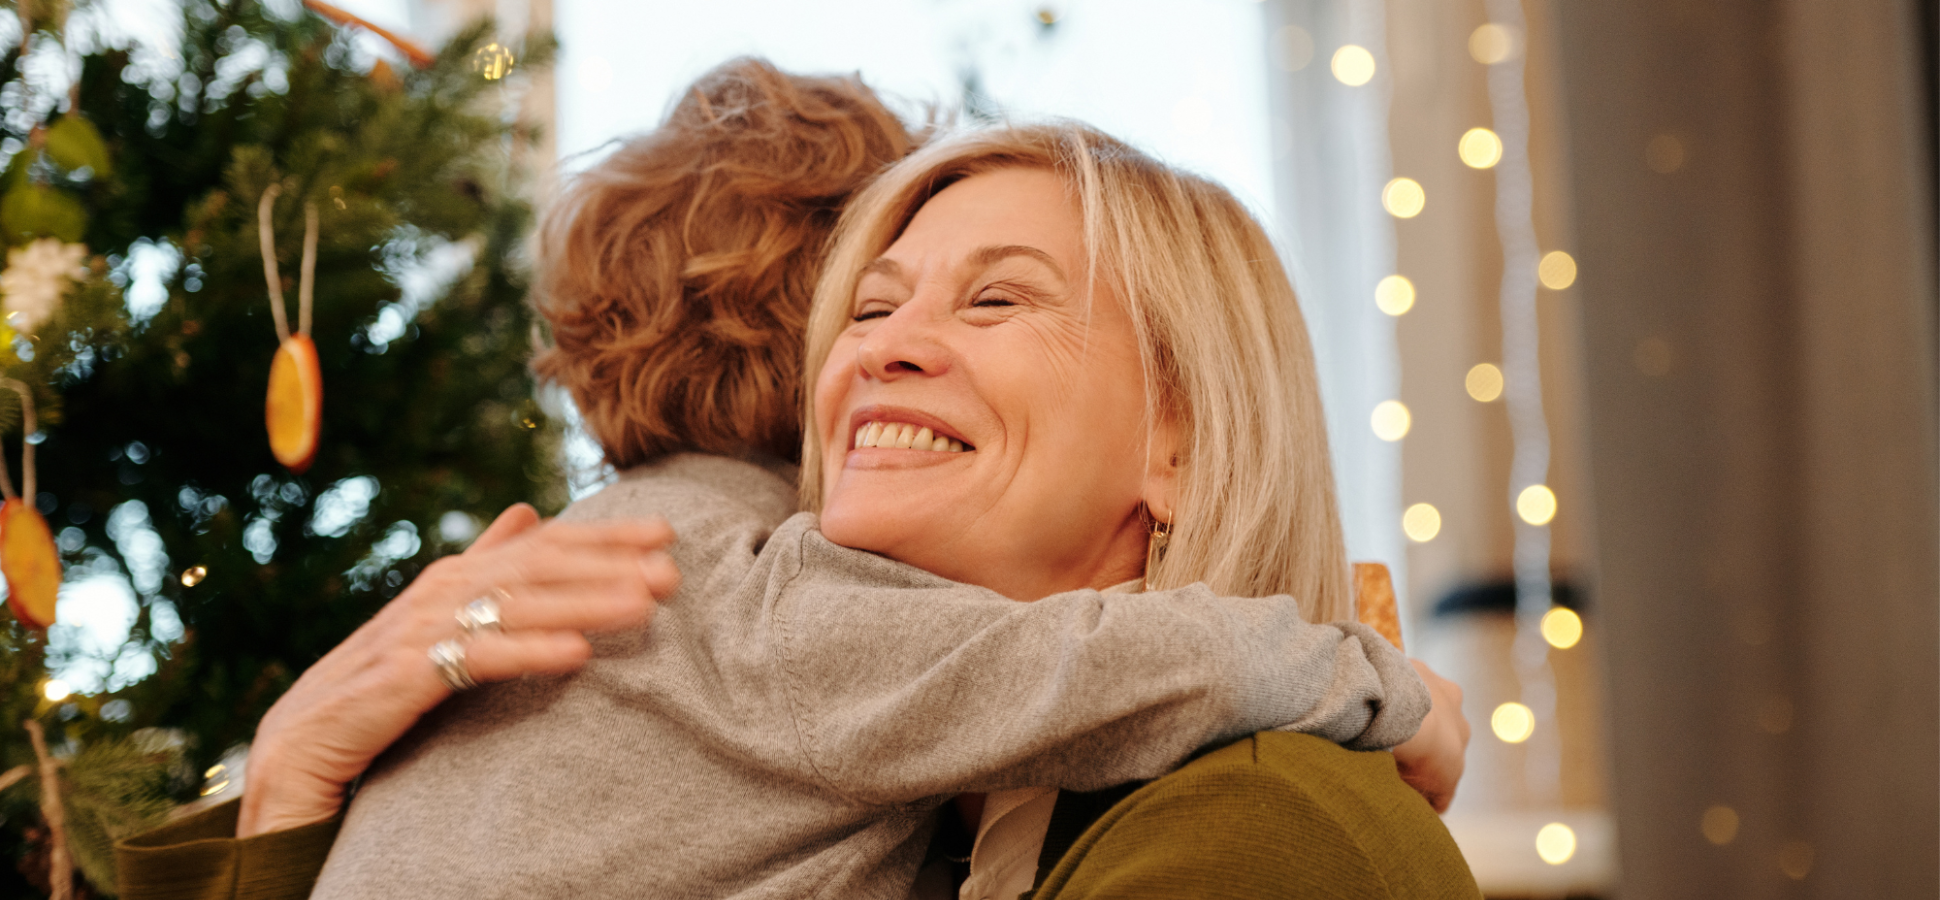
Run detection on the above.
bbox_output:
[851,421,971,452]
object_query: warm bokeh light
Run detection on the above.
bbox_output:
[1382,177,1425,218]
[1465,363,1504,402]
[181,564,207,587]
[1538,250,1577,289]
[1536,823,1578,865]
[1331,45,1376,86]
[1491,701,1535,743]
[1469,23,1517,64]
[1459,127,1503,169]
[471,42,517,81]
[1273,25,1314,72]
[42,679,71,702]
[1701,805,1741,846]
[1778,841,1815,880]
[1371,400,1412,442]
[1402,503,1442,543]
[1646,133,1686,173]
[1540,607,1583,649]
[1517,484,1558,525]
[1375,274,1416,316]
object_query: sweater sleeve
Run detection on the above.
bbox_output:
[760,518,1429,804]
[115,799,341,900]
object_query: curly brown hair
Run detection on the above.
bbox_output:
[531,57,915,468]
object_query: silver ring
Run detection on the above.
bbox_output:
[456,590,508,636]
[428,638,478,692]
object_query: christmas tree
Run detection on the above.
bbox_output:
[0,2,558,895]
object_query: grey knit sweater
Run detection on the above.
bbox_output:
[311,454,1428,900]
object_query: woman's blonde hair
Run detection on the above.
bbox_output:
[799,123,1351,623]
[532,58,913,468]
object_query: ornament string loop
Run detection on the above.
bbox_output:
[257,184,319,343]
[0,377,41,502]
[299,200,318,337]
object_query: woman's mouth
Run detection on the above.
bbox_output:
[851,421,973,453]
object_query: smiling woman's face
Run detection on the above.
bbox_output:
[813,167,1174,601]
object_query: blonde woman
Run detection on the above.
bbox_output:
[801,123,1473,898]
[120,108,1467,900]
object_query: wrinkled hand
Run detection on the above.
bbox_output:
[1392,659,1469,814]
[237,504,680,837]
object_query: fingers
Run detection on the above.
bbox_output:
[510,516,676,553]
[468,503,543,553]
[462,631,595,682]
[463,550,674,631]
[491,577,660,632]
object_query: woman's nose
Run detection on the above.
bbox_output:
[854,300,951,381]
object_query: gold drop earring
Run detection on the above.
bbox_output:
[1143,513,1171,592]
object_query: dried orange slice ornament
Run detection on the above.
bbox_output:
[0,379,57,629]
[2,498,58,629]
[266,334,322,472]
[258,186,323,473]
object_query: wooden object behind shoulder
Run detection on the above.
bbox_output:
[1352,562,1404,651]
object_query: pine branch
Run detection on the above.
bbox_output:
[61,732,183,894]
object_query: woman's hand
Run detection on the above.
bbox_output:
[1391,659,1469,813]
[236,504,680,837]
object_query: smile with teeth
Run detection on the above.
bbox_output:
[853,421,971,453]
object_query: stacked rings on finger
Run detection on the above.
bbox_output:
[429,586,512,692]
[429,638,478,692]
[457,588,510,637]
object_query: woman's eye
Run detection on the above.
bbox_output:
[851,301,895,322]
[971,294,1016,308]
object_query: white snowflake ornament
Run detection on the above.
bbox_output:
[0,238,87,334]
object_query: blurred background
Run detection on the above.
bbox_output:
[14,0,1936,897]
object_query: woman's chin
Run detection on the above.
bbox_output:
[819,482,963,564]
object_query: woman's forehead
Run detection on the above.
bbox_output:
[882,168,1082,266]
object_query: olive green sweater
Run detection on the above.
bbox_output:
[1029,732,1482,900]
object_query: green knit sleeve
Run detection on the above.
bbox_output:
[1030,733,1481,900]
[115,799,342,900]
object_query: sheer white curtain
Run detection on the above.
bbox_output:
[1260,0,1407,617]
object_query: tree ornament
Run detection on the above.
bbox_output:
[302,0,437,69]
[0,378,58,629]
[0,237,85,334]
[258,185,323,474]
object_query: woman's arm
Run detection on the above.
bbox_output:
[239,503,681,835]
[115,504,680,897]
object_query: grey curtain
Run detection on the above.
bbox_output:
[1557,0,1939,895]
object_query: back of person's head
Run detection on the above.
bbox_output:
[533,57,915,468]
[801,122,1350,623]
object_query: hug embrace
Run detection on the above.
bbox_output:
[116,59,1478,900]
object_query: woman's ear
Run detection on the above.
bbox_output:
[1140,416,1182,525]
